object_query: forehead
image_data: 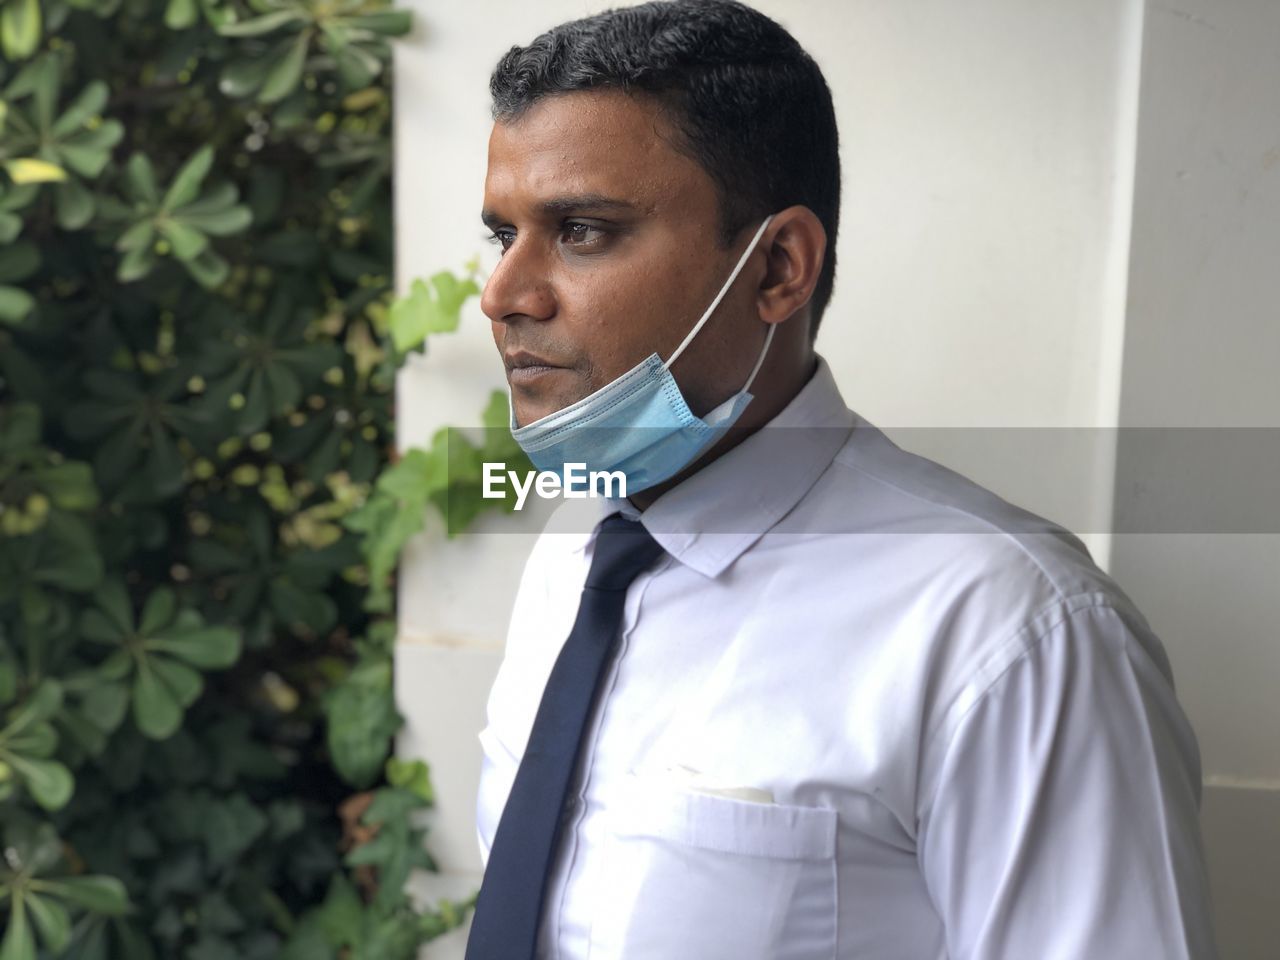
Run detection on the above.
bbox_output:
[484,90,713,216]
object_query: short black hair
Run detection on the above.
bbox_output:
[490,0,842,339]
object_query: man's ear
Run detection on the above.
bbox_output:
[757,205,827,326]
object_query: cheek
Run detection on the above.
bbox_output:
[555,262,668,387]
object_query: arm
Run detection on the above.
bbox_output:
[917,600,1218,959]
[474,525,584,867]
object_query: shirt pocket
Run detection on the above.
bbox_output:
[588,775,838,960]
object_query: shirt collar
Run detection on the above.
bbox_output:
[585,354,855,578]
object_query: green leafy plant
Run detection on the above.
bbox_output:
[111,145,252,287]
[346,265,530,611]
[217,0,412,105]
[0,2,475,957]
[0,816,130,959]
[0,53,125,231]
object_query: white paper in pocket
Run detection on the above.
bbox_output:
[660,763,777,804]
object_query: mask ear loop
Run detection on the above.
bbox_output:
[740,320,776,395]
[663,214,775,371]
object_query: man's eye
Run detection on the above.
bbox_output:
[486,230,515,253]
[561,222,605,246]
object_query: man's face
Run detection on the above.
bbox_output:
[481,90,760,426]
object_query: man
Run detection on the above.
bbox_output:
[468,2,1218,958]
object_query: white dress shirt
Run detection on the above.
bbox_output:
[476,356,1217,959]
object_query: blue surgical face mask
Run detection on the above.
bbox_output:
[509,214,776,494]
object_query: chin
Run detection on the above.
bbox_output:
[510,377,589,427]
[510,392,559,428]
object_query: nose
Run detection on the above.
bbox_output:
[480,240,557,326]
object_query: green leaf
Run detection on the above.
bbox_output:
[79,610,122,645]
[389,271,480,353]
[41,469,96,518]
[0,213,22,244]
[280,920,333,960]
[3,157,64,184]
[162,145,214,211]
[177,204,252,236]
[259,31,310,104]
[319,21,349,53]
[57,705,105,756]
[184,248,229,289]
[314,875,362,947]
[201,793,268,865]
[7,721,57,757]
[164,0,198,29]
[4,820,63,875]
[0,0,41,63]
[19,585,51,626]
[346,10,412,36]
[147,627,241,669]
[0,402,40,452]
[58,121,124,177]
[91,580,133,635]
[115,219,155,253]
[218,57,272,99]
[0,663,15,704]
[138,587,176,635]
[124,153,159,206]
[9,755,74,810]
[54,178,94,229]
[0,286,35,325]
[25,893,70,953]
[97,651,132,681]
[133,662,183,739]
[0,897,35,960]
[385,757,433,802]
[56,145,110,180]
[0,239,39,282]
[5,679,63,734]
[217,9,305,36]
[334,45,378,91]
[117,243,156,283]
[151,656,203,709]
[9,54,55,129]
[158,219,208,260]
[324,658,401,788]
[50,81,108,138]
[31,462,97,510]
[60,124,122,154]
[29,513,103,590]
[38,876,129,915]
[174,182,236,215]
[81,680,129,733]
[238,367,270,432]
[263,361,302,413]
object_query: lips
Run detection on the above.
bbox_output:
[503,349,564,372]
[503,350,572,389]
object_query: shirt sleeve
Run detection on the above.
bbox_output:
[474,527,578,868]
[916,599,1219,960]
[476,723,518,868]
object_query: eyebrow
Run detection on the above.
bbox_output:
[481,194,639,229]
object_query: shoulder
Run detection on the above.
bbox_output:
[786,417,1172,736]
[798,417,1128,604]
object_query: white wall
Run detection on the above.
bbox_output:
[1108,2,1280,955]
[392,1,1272,955]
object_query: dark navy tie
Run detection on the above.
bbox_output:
[465,513,666,960]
